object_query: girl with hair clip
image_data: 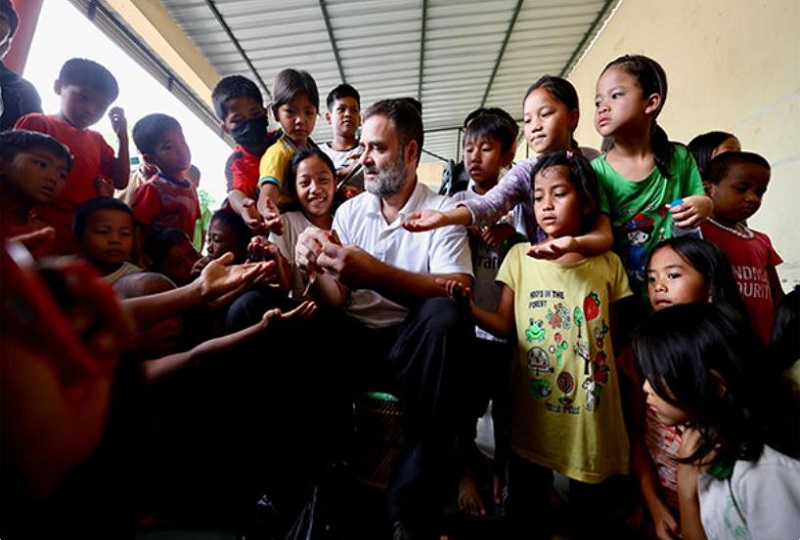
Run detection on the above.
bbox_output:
[592,54,712,303]
[441,149,632,538]
[404,75,614,260]
[632,303,800,540]
[618,237,748,540]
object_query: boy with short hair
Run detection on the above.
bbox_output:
[73,196,141,283]
[448,107,522,517]
[15,57,130,255]
[319,83,364,201]
[211,74,278,231]
[700,151,784,345]
[130,113,200,250]
[144,228,205,287]
[0,129,71,240]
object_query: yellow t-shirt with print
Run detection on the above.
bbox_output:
[496,245,632,483]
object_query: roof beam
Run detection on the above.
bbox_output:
[417,0,429,101]
[560,0,618,77]
[205,0,271,100]
[104,0,219,106]
[480,0,523,108]
[318,0,347,83]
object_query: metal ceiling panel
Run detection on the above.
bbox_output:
[73,0,619,163]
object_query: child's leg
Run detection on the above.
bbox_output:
[505,455,555,539]
[489,342,514,506]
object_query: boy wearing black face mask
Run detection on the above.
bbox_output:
[212,75,279,232]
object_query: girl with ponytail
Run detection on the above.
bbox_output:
[592,54,712,302]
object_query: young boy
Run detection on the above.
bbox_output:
[319,83,364,202]
[257,68,319,216]
[700,151,784,345]
[15,57,129,255]
[211,74,278,231]
[130,113,200,250]
[73,197,141,283]
[144,228,205,287]
[0,130,71,240]
[448,107,522,518]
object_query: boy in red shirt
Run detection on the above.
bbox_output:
[211,75,278,232]
[130,113,200,252]
[15,58,129,254]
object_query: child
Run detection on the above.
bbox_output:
[211,74,279,231]
[206,208,253,264]
[687,130,741,180]
[269,147,336,300]
[256,68,320,218]
[620,237,746,539]
[632,303,800,539]
[319,83,364,201]
[404,75,613,260]
[447,108,519,518]
[130,113,201,249]
[143,228,205,287]
[73,197,141,283]
[0,0,42,130]
[0,130,71,240]
[442,150,632,538]
[15,57,130,255]
[592,54,712,302]
[700,151,783,345]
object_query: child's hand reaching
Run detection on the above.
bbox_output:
[196,252,276,300]
[480,223,518,249]
[259,300,317,330]
[108,106,127,139]
[403,209,449,232]
[436,278,473,310]
[527,236,578,259]
[668,195,713,229]
[259,197,284,236]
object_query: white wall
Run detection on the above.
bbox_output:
[568,0,800,290]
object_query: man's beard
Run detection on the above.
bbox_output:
[364,152,407,197]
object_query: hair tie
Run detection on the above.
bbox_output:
[566,150,574,159]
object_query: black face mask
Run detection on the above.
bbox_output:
[230,115,269,148]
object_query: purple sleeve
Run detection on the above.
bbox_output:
[459,158,536,227]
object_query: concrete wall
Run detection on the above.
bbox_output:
[568,0,800,291]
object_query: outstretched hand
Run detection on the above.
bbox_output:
[196,251,276,300]
[526,237,577,259]
[402,209,448,232]
[259,300,317,329]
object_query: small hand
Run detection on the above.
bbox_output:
[402,209,448,232]
[259,197,284,236]
[259,300,317,329]
[527,237,577,259]
[241,199,266,232]
[480,223,518,249]
[108,106,127,138]
[197,252,276,300]
[669,195,712,229]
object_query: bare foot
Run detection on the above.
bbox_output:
[458,467,487,516]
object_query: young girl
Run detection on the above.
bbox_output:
[619,237,746,540]
[404,75,613,260]
[687,130,741,180]
[269,147,336,300]
[592,54,712,302]
[256,68,320,220]
[632,303,800,540]
[442,150,632,538]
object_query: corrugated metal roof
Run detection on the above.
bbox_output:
[70,0,618,163]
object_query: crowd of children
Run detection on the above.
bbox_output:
[0,7,797,537]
